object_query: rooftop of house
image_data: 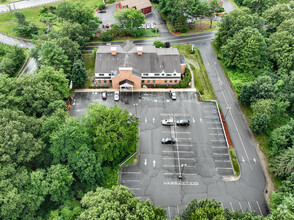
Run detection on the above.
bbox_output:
[95,41,185,77]
[120,0,152,10]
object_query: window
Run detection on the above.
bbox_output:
[155,73,160,76]
[173,73,177,76]
[167,74,172,76]
[104,80,107,83]
[153,80,155,83]
[142,80,145,83]
[99,73,104,76]
[175,80,178,83]
[147,80,150,83]
[170,80,172,83]
[143,73,148,76]
[162,73,165,76]
[98,80,101,83]
[164,80,167,83]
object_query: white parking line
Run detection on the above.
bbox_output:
[161,131,191,134]
[129,188,141,190]
[213,153,229,155]
[221,203,224,209]
[163,165,196,168]
[177,138,192,140]
[208,128,222,130]
[206,122,221,124]
[145,117,147,123]
[177,144,193,147]
[121,172,140,174]
[215,160,231,162]
[256,201,263,216]
[209,133,224,135]
[162,158,196,161]
[177,206,180,215]
[248,201,252,212]
[168,206,171,220]
[123,180,140,182]
[163,181,198,185]
[212,146,227,148]
[164,173,197,176]
[239,202,243,213]
[162,150,194,153]
[230,202,234,211]
[216,167,234,170]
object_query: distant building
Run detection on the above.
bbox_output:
[94,41,186,90]
[116,0,152,15]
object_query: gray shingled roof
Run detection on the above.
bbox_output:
[95,41,182,76]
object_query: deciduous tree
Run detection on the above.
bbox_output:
[71,59,88,88]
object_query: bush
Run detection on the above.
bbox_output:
[250,113,270,134]
[160,85,168,88]
[98,4,105,10]
[173,85,180,88]
[101,30,114,41]
[188,49,195,54]
[106,0,115,3]
[216,8,225,13]
[153,40,165,48]
[130,29,145,37]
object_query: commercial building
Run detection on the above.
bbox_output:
[116,0,152,15]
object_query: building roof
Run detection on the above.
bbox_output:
[120,0,152,10]
[95,41,182,76]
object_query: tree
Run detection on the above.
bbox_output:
[221,27,268,72]
[38,41,71,75]
[243,0,277,14]
[153,40,166,48]
[207,0,220,29]
[82,103,139,166]
[114,8,145,33]
[0,74,20,109]
[79,186,166,219]
[216,8,265,47]
[71,59,88,88]
[271,147,294,178]
[13,11,38,37]
[101,29,114,42]
[250,113,270,134]
[57,37,81,63]
[262,3,294,33]
[13,10,26,25]
[36,65,70,98]
[269,192,294,219]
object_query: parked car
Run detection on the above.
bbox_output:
[102,91,107,100]
[151,23,156,29]
[98,10,106,13]
[161,119,174,126]
[161,138,176,144]
[146,23,151,29]
[176,119,190,126]
[169,90,176,100]
[114,91,119,101]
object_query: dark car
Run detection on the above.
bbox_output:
[176,119,190,126]
[161,138,176,144]
[98,10,106,13]
[102,91,107,99]
[161,119,174,126]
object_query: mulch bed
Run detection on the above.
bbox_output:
[219,109,234,148]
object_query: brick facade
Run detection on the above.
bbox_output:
[112,68,142,89]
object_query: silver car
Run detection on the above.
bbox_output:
[161,119,174,126]
[169,90,176,100]
[114,91,119,101]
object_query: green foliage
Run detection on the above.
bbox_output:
[250,113,270,134]
[79,186,166,219]
[71,59,88,88]
[221,27,268,73]
[101,30,114,41]
[271,147,294,178]
[98,4,105,10]
[114,8,145,32]
[180,67,192,88]
[0,45,26,76]
[13,10,38,37]
[153,40,166,48]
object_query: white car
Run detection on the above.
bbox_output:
[114,91,119,101]
[146,23,151,29]
[151,23,156,29]
[169,90,176,100]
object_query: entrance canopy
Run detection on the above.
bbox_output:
[119,79,134,91]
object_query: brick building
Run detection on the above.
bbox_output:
[94,41,186,90]
[116,0,152,15]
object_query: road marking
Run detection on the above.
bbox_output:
[239,202,243,213]
[210,140,226,142]
[213,153,229,155]
[208,128,222,130]
[209,133,224,135]
[230,202,234,211]
[256,201,263,216]
[212,146,227,148]
[248,201,252,212]
[164,173,197,176]
[153,118,155,123]
[121,172,140,174]
[122,180,140,182]
[164,181,198,185]
[163,165,196,168]
[162,150,194,153]
[177,206,180,215]
[216,167,234,170]
[253,158,256,164]
[221,203,224,209]
[162,158,196,161]
[199,118,202,123]
[144,158,147,166]
[129,188,141,190]
[168,206,171,220]
[145,117,147,123]
[177,138,192,140]
[206,122,220,124]
[177,144,193,146]
[153,160,156,167]
[241,157,245,163]
[215,160,231,162]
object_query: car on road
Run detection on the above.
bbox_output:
[176,119,190,126]
[169,90,176,100]
[114,91,119,101]
[161,138,176,144]
[102,91,107,100]
[161,119,174,126]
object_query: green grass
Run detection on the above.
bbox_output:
[229,148,240,177]
[0,0,103,37]
[0,0,18,5]
[174,44,216,100]
[82,53,95,88]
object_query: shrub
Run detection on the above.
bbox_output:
[173,85,180,88]
[101,30,114,41]
[98,4,105,10]
[250,113,270,134]
[160,85,168,88]
[153,40,165,48]
[188,49,195,54]
[106,0,115,3]
[130,29,145,37]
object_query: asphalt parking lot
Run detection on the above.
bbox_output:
[71,91,268,219]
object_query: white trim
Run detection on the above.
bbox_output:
[119,67,133,71]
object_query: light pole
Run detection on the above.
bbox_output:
[178,164,187,180]
[223,107,231,122]
[133,103,138,118]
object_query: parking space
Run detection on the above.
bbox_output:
[70,91,267,219]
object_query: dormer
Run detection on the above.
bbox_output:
[137,47,143,55]
[110,47,117,55]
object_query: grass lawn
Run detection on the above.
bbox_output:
[82,53,95,88]
[229,148,240,177]
[0,0,18,5]
[174,44,216,100]
[0,0,103,37]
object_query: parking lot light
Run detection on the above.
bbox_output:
[178,164,187,180]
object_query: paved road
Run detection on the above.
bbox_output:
[0,0,62,13]
[0,32,33,48]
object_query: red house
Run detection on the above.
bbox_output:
[116,0,152,15]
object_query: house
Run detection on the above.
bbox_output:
[116,0,152,15]
[94,41,186,90]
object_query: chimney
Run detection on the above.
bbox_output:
[137,47,143,55]
[110,47,117,55]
